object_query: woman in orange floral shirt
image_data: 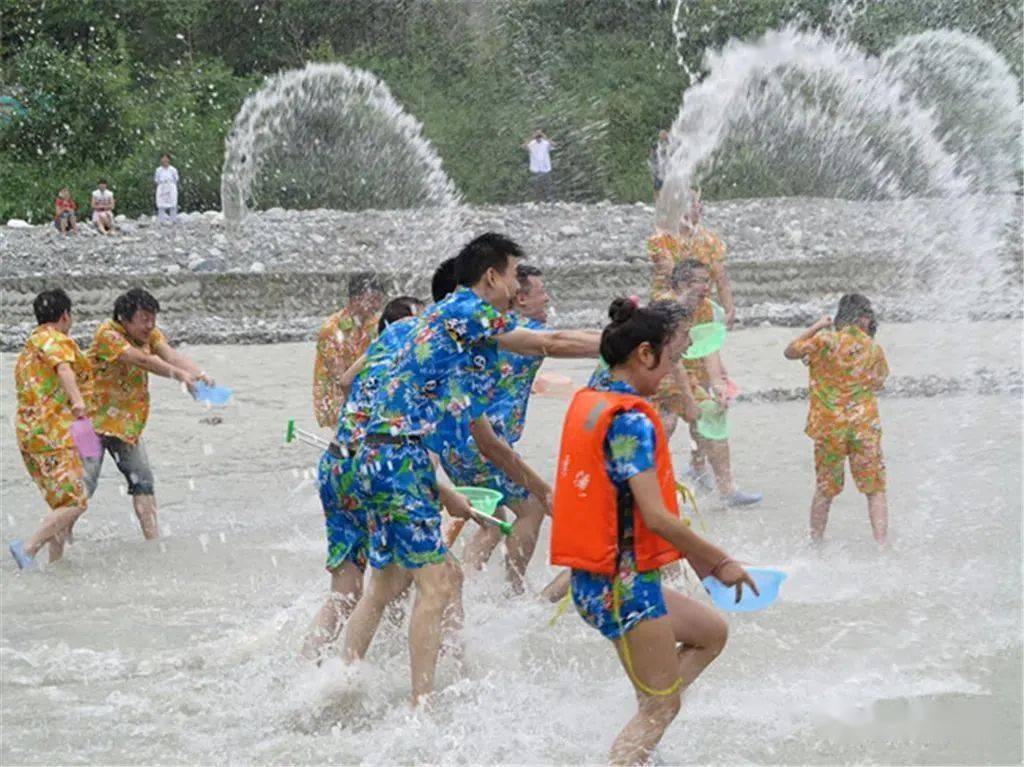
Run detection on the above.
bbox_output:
[785,294,889,547]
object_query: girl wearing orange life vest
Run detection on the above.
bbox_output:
[551,298,758,766]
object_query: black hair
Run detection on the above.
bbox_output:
[113,288,160,323]
[33,288,72,325]
[98,178,108,185]
[516,263,543,293]
[834,293,874,330]
[348,272,387,299]
[454,232,524,287]
[599,298,688,368]
[431,257,459,302]
[669,258,709,290]
[378,296,424,333]
[160,153,171,160]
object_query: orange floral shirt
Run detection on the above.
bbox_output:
[648,226,726,301]
[791,325,889,441]
[312,307,377,428]
[15,325,93,453]
[87,319,167,443]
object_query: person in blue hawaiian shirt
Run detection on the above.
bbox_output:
[554,298,757,765]
[341,233,601,705]
[300,296,424,662]
[441,263,552,594]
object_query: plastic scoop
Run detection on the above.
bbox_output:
[683,322,727,360]
[696,399,729,440]
[702,567,787,613]
[193,382,233,406]
[69,417,102,460]
[454,486,513,535]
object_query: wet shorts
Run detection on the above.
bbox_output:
[356,441,447,570]
[440,438,529,506]
[571,555,666,640]
[21,448,88,511]
[318,449,368,571]
[814,427,886,498]
[83,435,155,497]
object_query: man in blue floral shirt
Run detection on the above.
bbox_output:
[342,233,600,705]
[441,263,551,594]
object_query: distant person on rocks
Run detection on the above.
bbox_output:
[90,179,116,235]
[54,187,79,236]
[784,294,889,548]
[83,288,214,541]
[523,129,555,202]
[312,273,386,429]
[154,154,179,223]
[8,289,93,569]
[649,190,736,328]
[649,129,670,202]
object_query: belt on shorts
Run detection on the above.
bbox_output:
[363,433,422,446]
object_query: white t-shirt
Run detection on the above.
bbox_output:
[154,165,179,208]
[527,139,552,173]
[91,189,114,209]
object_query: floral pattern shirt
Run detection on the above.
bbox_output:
[790,325,889,441]
[364,287,517,454]
[15,325,92,453]
[649,225,726,301]
[334,317,417,445]
[87,320,166,443]
[486,316,545,444]
[313,306,377,428]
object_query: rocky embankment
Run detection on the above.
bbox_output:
[2,197,1020,350]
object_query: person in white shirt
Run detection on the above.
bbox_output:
[154,154,179,223]
[90,179,116,235]
[522,129,555,202]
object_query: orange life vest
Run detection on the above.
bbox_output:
[550,388,682,576]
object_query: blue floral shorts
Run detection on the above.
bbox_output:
[571,554,666,640]
[318,450,368,571]
[440,438,530,506]
[355,441,447,570]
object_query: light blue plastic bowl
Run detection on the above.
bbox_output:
[702,567,788,613]
[194,382,233,406]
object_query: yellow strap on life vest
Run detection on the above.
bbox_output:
[676,480,708,532]
[612,577,683,698]
[548,587,574,627]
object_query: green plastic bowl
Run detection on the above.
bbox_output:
[454,486,503,515]
[683,322,727,360]
[696,400,730,441]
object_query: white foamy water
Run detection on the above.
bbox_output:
[2,326,1020,764]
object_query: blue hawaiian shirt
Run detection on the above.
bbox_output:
[594,375,657,493]
[486,316,546,444]
[364,287,517,454]
[335,318,418,445]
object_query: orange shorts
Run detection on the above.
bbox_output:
[813,428,886,498]
[21,449,88,511]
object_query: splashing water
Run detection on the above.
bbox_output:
[221,62,462,230]
[658,27,1020,319]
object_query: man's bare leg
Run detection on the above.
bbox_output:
[343,564,413,662]
[24,507,83,559]
[699,436,735,495]
[132,494,159,540]
[408,561,454,705]
[810,488,833,543]
[462,496,545,594]
[540,569,571,602]
[867,492,888,548]
[301,561,364,662]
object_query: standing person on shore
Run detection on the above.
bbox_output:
[312,273,386,429]
[650,190,736,328]
[438,263,551,594]
[90,179,116,235]
[341,233,601,705]
[54,187,79,235]
[83,288,213,540]
[551,297,757,765]
[154,154,179,223]
[8,289,93,569]
[649,129,670,202]
[784,294,889,547]
[523,129,555,202]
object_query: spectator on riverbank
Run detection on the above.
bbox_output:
[90,179,116,235]
[154,154,179,223]
[54,187,79,236]
[649,129,670,202]
[523,129,555,202]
